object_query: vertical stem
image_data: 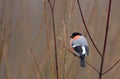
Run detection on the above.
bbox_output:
[62,20,67,79]
[77,0,102,58]
[99,0,112,79]
[0,26,6,64]
[44,0,55,79]
[53,0,56,9]
[0,17,6,64]
[48,0,59,79]
[52,10,59,79]
[30,48,43,79]
[62,49,66,79]
[0,0,6,64]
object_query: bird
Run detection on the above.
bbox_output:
[70,32,89,67]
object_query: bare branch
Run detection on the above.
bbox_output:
[102,59,120,75]
[99,0,112,79]
[43,0,56,79]
[48,1,59,79]
[62,20,67,79]
[66,48,99,74]
[48,0,53,11]
[77,0,102,58]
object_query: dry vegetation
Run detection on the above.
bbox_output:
[0,0,120,79]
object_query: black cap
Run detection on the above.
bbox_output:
[70,32,82,38]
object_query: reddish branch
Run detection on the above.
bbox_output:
[66,48,99,74]
[77,0,102,58]
[102,59,120,75]
[48,0,59,79]
[99,0,112,79]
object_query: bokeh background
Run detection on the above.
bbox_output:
[0,0,120,79]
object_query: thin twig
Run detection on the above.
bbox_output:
[30,48,43,79]
[48,0,53,10]
[62,20,67,79]
[77,0,102,58]
[44,0,55,79]
[62,50,67,79]
[62,0,75,75]
[99,0,112,79]
[66,48,99,74]
[0,27,5,63]
[67,0,75,37]
[53,0,56,9]
[0,0,6,64]
[102,59,120,75]
[48,0,59,79]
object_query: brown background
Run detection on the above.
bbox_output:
[0,0,120,79]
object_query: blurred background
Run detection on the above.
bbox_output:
[0,0,120,79]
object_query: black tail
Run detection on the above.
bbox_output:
[80,56,85,67]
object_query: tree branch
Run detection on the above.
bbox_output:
[102,59,120,75]
[48,0,53,11]
[99,0,112,79]
[48,1,59,79]
[77,0,102,58]
[66,48,99,74]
